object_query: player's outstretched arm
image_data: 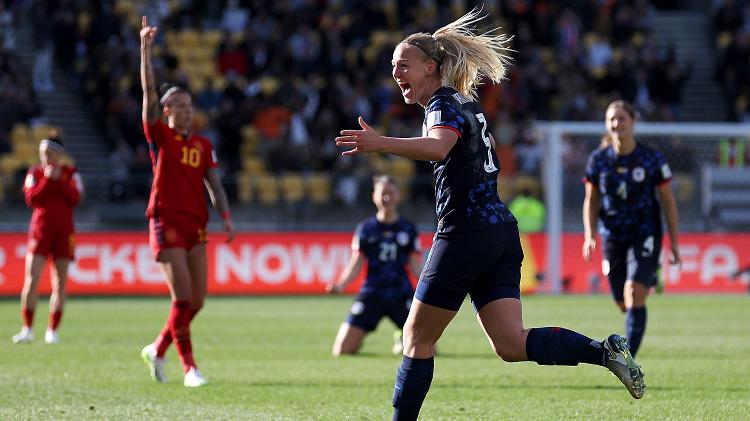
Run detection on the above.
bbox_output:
[140,16,160,124]
[657,182,681,266]
[336,116,457,161]
[204,168,234,243]
[326,252,365,294]
[582,182,601,262]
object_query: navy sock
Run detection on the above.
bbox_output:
[526,327,605,366]
[392,356,434,421]
[625,307,647,357]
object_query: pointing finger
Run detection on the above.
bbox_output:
[142,15,147,29]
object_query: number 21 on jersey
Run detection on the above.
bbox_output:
[476,113,497,173]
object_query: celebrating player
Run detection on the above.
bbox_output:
[138,16,234,387]
[12,130,83,344]
[583,100,681,357]
[326,175,423,356]
[335,10,646,420]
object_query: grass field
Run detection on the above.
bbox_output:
[1,294,748,420]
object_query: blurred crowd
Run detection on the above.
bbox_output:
[713,0,750,122]
[0,0,738,212]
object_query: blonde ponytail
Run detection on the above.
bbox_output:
[402,8,512,100]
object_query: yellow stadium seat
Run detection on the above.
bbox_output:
[236,173,253,204]
[306,173,331,204]
[202,30,223,47]
[254,175,279,205]
[390,157,415,177]
[280,173,305,203]
[179,29,200,47]
[242,156,266,175]
[31,125,54,142]
[0,154,23,175]
[10,124,31,146]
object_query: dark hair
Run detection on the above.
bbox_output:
[159,83,190,106]
[47,127,64,146]
[606,100,638,120]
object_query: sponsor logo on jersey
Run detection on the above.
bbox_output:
[426,110,441,129]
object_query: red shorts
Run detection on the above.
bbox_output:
[149,212,208,260]
[28,229,75,260]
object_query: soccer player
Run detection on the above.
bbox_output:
[138,16,234,387]
[12,130,83,344]
[326,175,423,356]
[335,10,646,420]
[583,100,681,357]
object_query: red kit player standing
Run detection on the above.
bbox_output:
[138,16,234,387]
[12,130,83,344]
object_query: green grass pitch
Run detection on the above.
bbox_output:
[1,295,748,420]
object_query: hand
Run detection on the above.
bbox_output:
[44,165,61,180]
[669,244,681,268]
[140,16,158,47]
[582,236,596,262]
[326,281,341,294]
[335,116,383,156]
[223,218,235,243]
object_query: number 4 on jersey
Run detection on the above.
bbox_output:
[476,113,497,173]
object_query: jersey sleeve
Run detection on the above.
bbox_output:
[206,140,219,170]
[23,167,52,207]
[652,151,673,186]
[59,167,83,206]
[143,119,168,148]
[584,152,599,185]
[351,222,366,252]
[424,96,465,138]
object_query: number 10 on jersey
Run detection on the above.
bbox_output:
[476,113,497,173]
[181,146,201,168]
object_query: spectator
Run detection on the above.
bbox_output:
[509,189,546,232]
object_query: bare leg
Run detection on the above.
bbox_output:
[20,254,47,313]
[50,258,70,313]
[332,323,368,356]
[476,298,529,362]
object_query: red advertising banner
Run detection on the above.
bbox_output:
[0,232,747,296]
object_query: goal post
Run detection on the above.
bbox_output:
[533,121,750,294]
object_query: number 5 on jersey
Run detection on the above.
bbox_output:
[476,113,497,173]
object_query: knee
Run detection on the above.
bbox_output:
[490,339,525,362]
[402,330,436,356]
[331,342,359,357]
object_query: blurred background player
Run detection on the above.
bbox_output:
[138,16,234,387]
[12,129,83,344]
[326,175,423,356]
[583,100,681,357]
[336,10,646,420]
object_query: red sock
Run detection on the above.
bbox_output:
[22,307,34,328]
[48,310,63,331]
[169,300,196,373]
[154,305,202,358]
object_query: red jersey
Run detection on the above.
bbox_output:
[24,164,82,232]
[143,120,218,223]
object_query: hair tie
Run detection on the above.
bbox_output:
[160,86,184,106]
[39,138,65,153]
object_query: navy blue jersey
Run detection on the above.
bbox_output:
[585,143,672,241]
[353,216,420,296]
[422,87,516,234]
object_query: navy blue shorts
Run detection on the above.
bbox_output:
[415,223,523,312]
[603,234,662,302]
[346,291,413,332]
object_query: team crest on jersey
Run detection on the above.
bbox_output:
[632,167,645,182]
[396,231,410,246]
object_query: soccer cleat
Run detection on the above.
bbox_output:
[392,330,404,355]
[12,327,34,344]
[44,329,59,344]
[604,334,646,399]
[141,344,167,383]
[183,367,208,387]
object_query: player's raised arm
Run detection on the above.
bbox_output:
[204,168,234,243]
[326,251,365,294]
[140,16,160,124]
